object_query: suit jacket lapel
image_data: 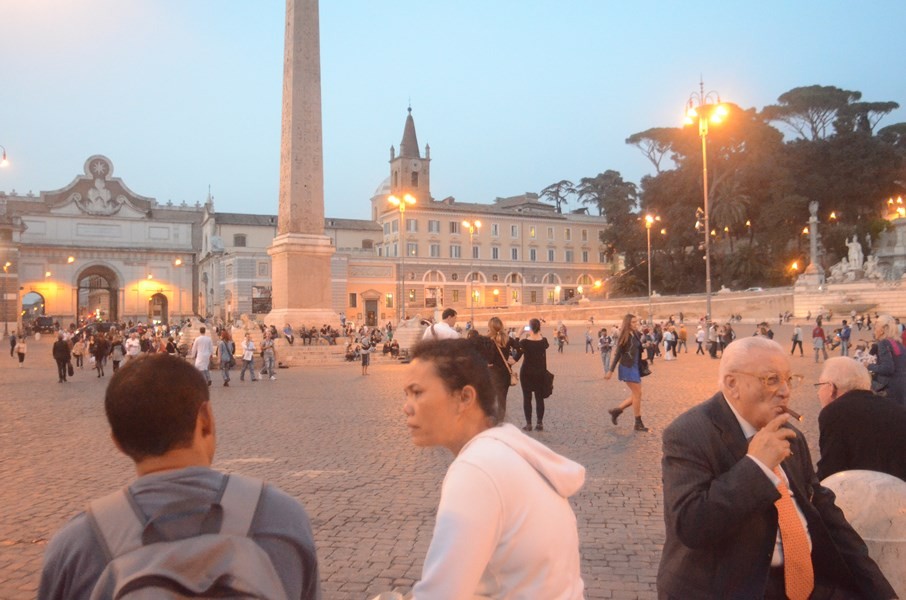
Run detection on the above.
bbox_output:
[706,392,750,462]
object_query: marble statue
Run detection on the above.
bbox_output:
[828,258,849,283]
[864,254,883,280]
[847,235,864,270]
[809,200,819,218]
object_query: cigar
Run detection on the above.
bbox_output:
[782,406,803,421]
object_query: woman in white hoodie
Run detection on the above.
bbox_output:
[403,339,586,599]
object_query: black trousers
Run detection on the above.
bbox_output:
[55,359,67,381]
[522,388,544,425]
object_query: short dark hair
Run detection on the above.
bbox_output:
[529,318,541,333]
[411,339,496,423]
[105,354,209,461]
[442,308,457,320]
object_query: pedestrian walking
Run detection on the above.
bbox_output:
[110,335,125,372]
[52,332,71,382]
[790,323,804,356]
[9,332,17,358]
[695,325,705,355]
[189,326,214,386]
[605,313,649,432]
[92,334,110,377]
[14,336,26,367]
[71,337,86,369]
[471,316,522,423]
[677,324,688,353]
[584,328,594,354]
[839,319,852,356]
[218,330,235,387]
[360,337,373,375]
[812,320,829,363]
[598,328,613,372]
[239,332,258,382]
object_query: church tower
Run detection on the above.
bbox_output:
[389,107,431,203]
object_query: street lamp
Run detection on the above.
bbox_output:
[388,193,416,322]
[2,261,11,336]
[685,81,728,320]
[644,214,660,323]
[462,219,481,325]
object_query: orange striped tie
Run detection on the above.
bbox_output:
[773,466,814,600]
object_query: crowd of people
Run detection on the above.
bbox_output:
[17,307,906,599]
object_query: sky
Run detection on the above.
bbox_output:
[2,1,905,221]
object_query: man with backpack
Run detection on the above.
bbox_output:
[38,353,321,600]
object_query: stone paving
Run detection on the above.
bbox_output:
[0,321,850,599]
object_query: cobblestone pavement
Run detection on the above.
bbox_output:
[1,322,845,599]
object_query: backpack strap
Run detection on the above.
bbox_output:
[88,488,146,562]
[218,474,264,536]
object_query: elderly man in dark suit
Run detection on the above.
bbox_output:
[658,336,895,599]
[816,356,906,482]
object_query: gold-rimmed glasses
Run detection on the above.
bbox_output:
[733,372,804,391]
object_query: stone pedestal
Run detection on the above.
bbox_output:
[821,470,906,597]
[266,233,337,328]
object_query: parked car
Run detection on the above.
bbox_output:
[743,287,765,292]
[33,316,56,333]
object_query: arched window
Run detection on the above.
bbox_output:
[411,172,419,187]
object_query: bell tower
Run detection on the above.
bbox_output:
[389,107,431,203]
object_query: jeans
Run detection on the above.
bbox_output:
[240,358,257,381]
[600,349,611,372]
[221,360,231,382]
[840,340,849,356]
[264,353,276,378]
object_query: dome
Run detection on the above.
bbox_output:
[373,176,391,197]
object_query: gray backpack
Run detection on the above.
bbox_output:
[87,474,288,599]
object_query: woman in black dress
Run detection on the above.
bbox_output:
[519,318,550,431]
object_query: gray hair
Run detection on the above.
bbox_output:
[820,357,871,393]
[718,336,785,388]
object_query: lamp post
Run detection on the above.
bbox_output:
[462,219,481,326]
[2,261,11,336]
[644,214,660,323]
[389,193,416,322]
[685,81,728,320]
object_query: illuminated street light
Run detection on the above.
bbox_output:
[685,81,728,320]
[388,193,416,321]
[462,219,482,325]
[645,213,661,323]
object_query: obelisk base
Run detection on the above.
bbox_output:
[266,233,337,329]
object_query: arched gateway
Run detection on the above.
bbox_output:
[77,265,120,323]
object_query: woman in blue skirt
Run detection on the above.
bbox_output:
[604,313,648,432]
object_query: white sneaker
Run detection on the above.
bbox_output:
[270,375,276,380]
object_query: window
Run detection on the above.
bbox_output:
[406,218,418,233]
[510,225,519,238]
[407,242,418,257]
[529,226,536,239]
[450,245,462,258]
[430,244,441,258]
[581,229,588,242]
[226,264,233,278]
[565,250,574,262]
[391,220,399,233]
[452,290,460,302]
[233,234,247,247]
[492,274,499,282]
[565,228,572,241]
[349,293,357,308]
[451,273,458,281]
[599,251,608,263]
[582,250,589,263]
[383,222,391,235]
[492,247,500,260]
[491,223,500,237]
[472,245,479,259]
[530,291,537,303]
[511,247,519,260]
[257,262,269,277]
[411,172,419,187]
[385,293,393,308]
[529,248,537,262]
[392,242,398,257]
[548,249,555,262]
[450,221,460,234]
[428,220,440,233]
[547,227,554,240]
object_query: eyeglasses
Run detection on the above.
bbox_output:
[813,382,833,388]
[733,372,804,390]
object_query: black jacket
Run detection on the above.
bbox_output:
[609,332,642,373]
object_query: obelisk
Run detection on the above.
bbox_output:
[267,0,336,327]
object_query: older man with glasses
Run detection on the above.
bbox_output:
[657,336,894,600]
[814,356,906,482]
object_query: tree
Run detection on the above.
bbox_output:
[762,85,862,140]
[576,170,638,218]
[834,101,900,136]
[539,180,575,214]
[625,127,679,174]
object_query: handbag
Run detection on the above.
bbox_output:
[541,370,554,399]
[494,342,518,386]
[639,358,652,377]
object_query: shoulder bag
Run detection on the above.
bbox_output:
[494,342,518,386]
